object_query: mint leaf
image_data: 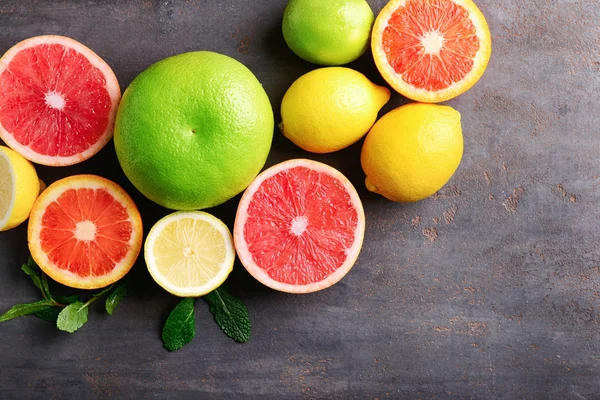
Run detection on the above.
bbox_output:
[21,257,52,300]
[53,295,79,305]
[56,302,88,333]
[105,280,127,315]
[203,287,251,343]
[0,300,55,322]
[21,259,42,288]
[92,284,114,300]
[40,273,53,301]
[22,257,56,302]
[35,307,62,322]
[162,298,195,351]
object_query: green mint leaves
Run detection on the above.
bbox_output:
[4,257,253,350]
[53,294,80,305]
[34,307,62,322]
[204,288,251,343]
[105,280,128,315]
[21,258,50,299]
[57,302,89,333]
[0,299,56,322]
[161,287,251,351]
[162,298,196,351]
[0,256,128,333]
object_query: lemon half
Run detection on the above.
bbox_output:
[145,211,235,297]
[0,145,40,231]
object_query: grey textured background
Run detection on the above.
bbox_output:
[0,0,599,399]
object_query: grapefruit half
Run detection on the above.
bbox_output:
[0,35,121,166]
[28,175,142,290]
[234,159,365,294]
[371,0,492,103]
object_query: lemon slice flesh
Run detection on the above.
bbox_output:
[145,211,235,297]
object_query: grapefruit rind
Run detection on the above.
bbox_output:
[144,211,235,297]
[28,175,142,290]
[371,0,492,103]
[234,159,366,294]
[0,35,121,166]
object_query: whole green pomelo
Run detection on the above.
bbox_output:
[114,51,274,210]
[282,0,374,66]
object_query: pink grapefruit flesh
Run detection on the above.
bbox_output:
[28,175,142,290]
[234,159,365,294]
[0,35,121,166]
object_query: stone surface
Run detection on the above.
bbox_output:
[0,1,599,399]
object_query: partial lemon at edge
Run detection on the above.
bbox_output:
[0,145,42,231]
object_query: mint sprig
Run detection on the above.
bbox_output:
[0,256,129,332]
[161,286,251,351]
[53,284,114,333]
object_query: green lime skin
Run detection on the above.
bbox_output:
[114,51,274,210]
[282,0,374,66]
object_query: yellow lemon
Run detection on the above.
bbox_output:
[280,67,390,153]
[0,145,41,231]
[145,211,235,297]
[361,103,463,202]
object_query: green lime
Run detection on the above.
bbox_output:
[114,51,274,210]
[282,0,374,66]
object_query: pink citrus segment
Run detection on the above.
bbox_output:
[234,159,365,294]
[0,35,121,166]
[28,175,142,290]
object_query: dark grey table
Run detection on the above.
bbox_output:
[1,1,599,399]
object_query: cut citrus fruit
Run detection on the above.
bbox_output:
[28,175,142,289]
[234,159,365,294]
[0,145,41,231]
[145,211,235,297]
[371,0,492,103]
[0,35,121,166]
